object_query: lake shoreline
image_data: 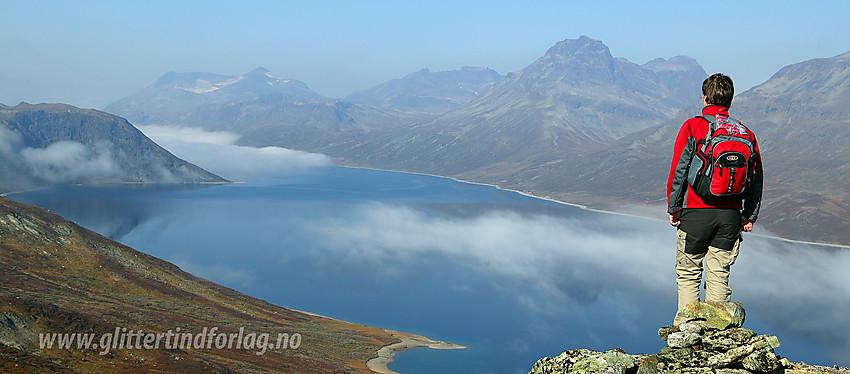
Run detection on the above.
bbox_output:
[366,330,466,374]
[336,164,850,250]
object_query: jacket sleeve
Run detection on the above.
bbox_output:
[742,135,763,221]
[667,122,696,214]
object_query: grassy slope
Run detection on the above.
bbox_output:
[0,196,396,373]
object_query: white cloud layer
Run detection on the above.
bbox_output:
[136,125,240,146]
[308,203,673,309]
[20,140,119,183]
[136,125,332,180]
[304,202,850,357]
[1,126,121,190]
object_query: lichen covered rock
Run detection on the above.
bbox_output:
[679,322,704,335]
[668,331,702,348]
[529,348,644,374]
[658,325,679,341]
[741,346,781,372]
[707,335,780,368]
[701,328,756,352]
[676,302,746,330]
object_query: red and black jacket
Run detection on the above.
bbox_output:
[667,105,763,222]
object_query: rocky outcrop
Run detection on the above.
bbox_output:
[529,302,849,374]
[675,302,746,330]
[530,348,646,374]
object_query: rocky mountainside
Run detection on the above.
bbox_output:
[0,103,226,193]
[346,66,504,114]
[529,302,849,374]
[731,51,850,241]
[320,36,706,179]
[0,195,398,373]
[508,51,850,244]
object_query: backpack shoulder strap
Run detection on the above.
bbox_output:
[695,115,717,145]
[697,114,717,127]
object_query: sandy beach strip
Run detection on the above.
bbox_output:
[366,329,466,374]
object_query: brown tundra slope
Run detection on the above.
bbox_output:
[0,196,398,373]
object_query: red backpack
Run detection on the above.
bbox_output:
[686,114,757,202]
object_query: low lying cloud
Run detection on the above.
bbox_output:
[304,202,850,358]
[307,203,671,309]
[20,140,119,183]
[733,237,850,359]
[0,126,121,191]
[136,126,240,146]
[0,126,21,155]
[136,125,332,181]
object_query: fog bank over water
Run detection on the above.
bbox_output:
[304,202,850,361]
[136,125,332,180]
[309,203,670,309]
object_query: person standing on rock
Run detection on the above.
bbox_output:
[666,73,764,325]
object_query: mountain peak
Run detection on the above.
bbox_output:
[346,66,504,114]
[643,55,703,72]
[737,50,850,116]
[520,36,618,85]
[247,67,271,76]
[545,35,610,58]
[151,71,235,89]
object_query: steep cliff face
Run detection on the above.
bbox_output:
[0,196,396,373]
[0,103,226,193]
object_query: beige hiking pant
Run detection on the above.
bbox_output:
[674,229,740,324]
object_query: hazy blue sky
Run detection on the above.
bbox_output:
[2,0,848,109]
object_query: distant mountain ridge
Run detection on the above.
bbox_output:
[105,35,709,199]
[346,66,504,114]
[0,103,226,193]
[317,36,706,178]
[106,67,419,150]
[106,67,322,126]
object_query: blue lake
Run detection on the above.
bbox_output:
[12,166,850,372]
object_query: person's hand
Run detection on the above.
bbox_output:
[669,212,681,227]
[741,217,754,232]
